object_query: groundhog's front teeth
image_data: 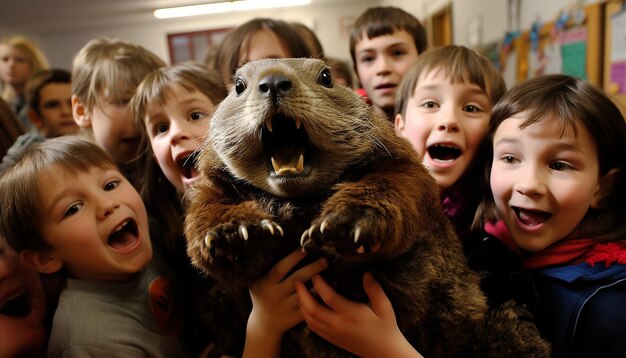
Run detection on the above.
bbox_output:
[271,154,304,175]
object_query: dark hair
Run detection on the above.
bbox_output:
[26,69,71,117]
[0,97,23,159]
[476,74,626,242]
[395,45,506,117]
[0,136,118,253]
[290,22,325,60]
[214,18,314,84]
[349,7,427,72]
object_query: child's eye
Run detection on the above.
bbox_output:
[463,105,482,113]
[103,180,120,191]
[392,49,407,57]
[359,55,374,63]
[189,111,206,121]
[502,155,518,164]
[154,123,168,135]
[64,203,83,218]
[420,101,439,109]
[550,161,574,171]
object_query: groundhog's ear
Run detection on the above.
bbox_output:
[20,250,63,274]
[591,168,619,209]
[72,95,91,128]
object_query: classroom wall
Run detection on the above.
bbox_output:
[0,0,604,70]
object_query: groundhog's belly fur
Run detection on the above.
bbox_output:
[184,58,550,357]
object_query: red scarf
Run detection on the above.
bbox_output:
[484,220,626,270]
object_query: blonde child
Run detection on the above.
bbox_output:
[476,74,626,358]
[132,63,327,357]
[214,18,314,85]
[0,36,50,132]
[295,45,508,357]
[0,136,186,357]
[70,37,165,181]
[349,7,427,121]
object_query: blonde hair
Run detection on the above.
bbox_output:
[0,36,50,101]
[71,37,165,111]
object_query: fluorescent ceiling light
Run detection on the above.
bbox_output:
[154,0,312,19]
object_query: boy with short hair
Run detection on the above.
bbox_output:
[349,6,427,121]
[27,69,76,138]
[0,136,186,357]
[0,69,76,172]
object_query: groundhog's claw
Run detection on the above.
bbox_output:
[262,219,284,237]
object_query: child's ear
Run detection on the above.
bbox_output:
[394,113,405,134]
[591,168,619,208]
[72,94,91,128]
[20,250,63,274]
[28,109,45,130]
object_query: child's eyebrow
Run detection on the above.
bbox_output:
[44,187,72,216]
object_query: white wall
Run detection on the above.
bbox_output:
[0,0,603,70]
[14,1,378,70]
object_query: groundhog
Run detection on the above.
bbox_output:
[184,58,550,357]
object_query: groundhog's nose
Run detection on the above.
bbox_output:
[259,75,292,104]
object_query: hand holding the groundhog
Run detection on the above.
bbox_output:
[295,272,423,358]
[244,249,328,358]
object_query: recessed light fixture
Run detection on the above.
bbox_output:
[154,0,312,19]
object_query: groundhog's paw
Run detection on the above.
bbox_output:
[301,207,382,257]
[204,219,283,263]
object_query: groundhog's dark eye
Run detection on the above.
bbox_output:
[235,77,247,96]
[318,68,332,88]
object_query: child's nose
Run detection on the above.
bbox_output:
[436,109,460,133]
[98,196,120,219]
[513,167,547,197]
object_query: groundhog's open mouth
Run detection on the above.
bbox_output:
[262,113,308,176]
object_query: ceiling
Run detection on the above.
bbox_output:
[0,0,360,35]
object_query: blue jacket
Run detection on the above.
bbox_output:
[534,262,626,358]
[464,233,626,358]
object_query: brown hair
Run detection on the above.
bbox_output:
[0,97,24,159]
[26,68,71,117]
[475,74,626,242]
[131,62,228,253]
[214,18,313,84]
[290,22,325,60]
[394,45,506,118]
[0,136,118,253]
[349,7,427,73]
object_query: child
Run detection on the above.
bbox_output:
[295,45,508,356]
[394,45,507,239]
[132,62,327,357]
[70,37,165,179]
[214,18,314,85]
[0,234,48,358]
[476,74,626,358]
[132,62,228,194]
[0,36,50,132]
[26,68,76,138]
[0,136,186,357]
[1,69,75,172]
[349,6,427,121]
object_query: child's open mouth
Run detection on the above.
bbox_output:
[0,291,32,318]
[428,144,461,162]
[513,207,551,227]
[177,151,200,179]
[108,219,139,252]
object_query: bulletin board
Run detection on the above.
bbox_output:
[603,0,626,114]
[515,2,604,87]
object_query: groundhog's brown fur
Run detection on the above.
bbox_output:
[184,58,550,357]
